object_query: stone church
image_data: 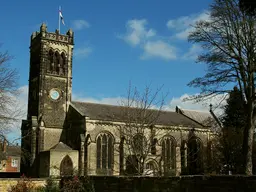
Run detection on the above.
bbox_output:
[21,24,218,177]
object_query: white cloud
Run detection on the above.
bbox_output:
[71,20,90,30]
[73,91,226,115]
[72,93,124,106]
[74,47,92,58]
[141,40,177,60]
[120,19,178,60]
[167,11,210,40]
[119,11,211,61]
[122,19,156,46]
[182,44,203,60]
[166,93,227,116]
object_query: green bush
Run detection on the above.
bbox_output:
[44,177,60,192]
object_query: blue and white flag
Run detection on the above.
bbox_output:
[59,8,65,25]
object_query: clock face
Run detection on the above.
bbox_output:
[49,89,60,100]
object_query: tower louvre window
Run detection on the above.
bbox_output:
[48,50,54,72]
[61,52,66,75]
[55,52,60,74]
[48,50,67,75]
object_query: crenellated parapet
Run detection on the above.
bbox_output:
[30,23,74,46]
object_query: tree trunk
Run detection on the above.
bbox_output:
[243,103,254,175]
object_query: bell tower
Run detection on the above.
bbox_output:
[26,23,74,151]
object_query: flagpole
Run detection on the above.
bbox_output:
[58,6,61,32]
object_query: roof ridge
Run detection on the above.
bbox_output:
[179,108,210,114]
[50,142,72,150]
[71,100,175,113]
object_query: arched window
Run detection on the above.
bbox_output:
[151,138,157,155]
[181,140,187,173]
[48,50,54,72]
[54,51,60,74]
[60,155,73,176]
[187,136,203,174]
[119,137,125,175]
[60,52,66,75]
[133,134,146,155]
[96,132,114,175]
[145,160,158,176]
[162,136,176,175]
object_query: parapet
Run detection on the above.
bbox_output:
[30,23,74,45]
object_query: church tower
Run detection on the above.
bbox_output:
[21,24,74,175]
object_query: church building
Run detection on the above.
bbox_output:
[21,24,217,177]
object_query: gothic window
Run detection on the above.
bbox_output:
[187,136,203,174]
[102,134,107,168]
[60,155,73,176]
[48,50,54,72]
[96,136,101,169]
[145,161,158,176]
[162,136,176,175]
[61,52,66,75]
[59,54,63,73]
[48,50,65,75]
[181,140,187,173]
[151,138,157,155]
[206,141,213,171]
[133,134,146,155]
[119,136,125,175]
[96,132,114,174]
[54,51,60,74]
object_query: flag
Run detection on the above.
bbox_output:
[59,8,65,25]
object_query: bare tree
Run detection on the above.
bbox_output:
[114,83,212,176]
[0,46,24,144]
[116,83,168,176]
[186,0,256,174]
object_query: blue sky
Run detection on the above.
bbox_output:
[1,0,218,142]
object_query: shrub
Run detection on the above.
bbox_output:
[61,176,84,192]
[9,175,36,192]
[44,177,60,192]
[60,176,94,192]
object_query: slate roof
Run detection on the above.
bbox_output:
[175,106,221,131]
[71,101,205,128]
[50,142,72,151]
[0,145,21,160]
[175,106,213,127]
[6,146,21,156]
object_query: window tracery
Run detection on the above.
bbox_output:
[47,50,66,75]
[162,136,176,174]
[187,136,203,174]
[96,132,114,175]
[48,50,54,72]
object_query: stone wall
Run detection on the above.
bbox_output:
[86,120,212,176]
[2,175,256,192]
[0,178,46,192]
[86,175,256,192]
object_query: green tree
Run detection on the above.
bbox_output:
[187,0,256,174]
[215,87,246,174]
[239,0,256,15]
[222,87,247,129]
